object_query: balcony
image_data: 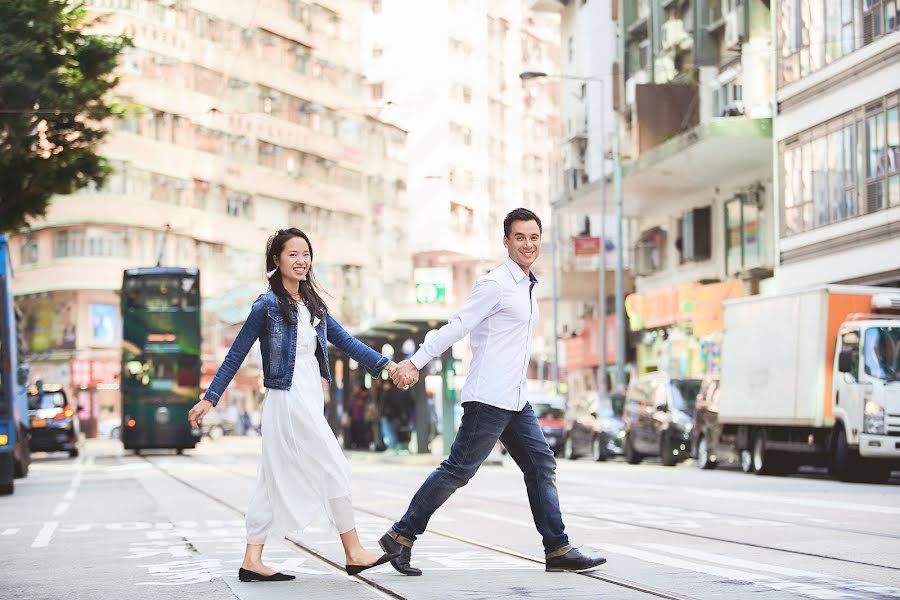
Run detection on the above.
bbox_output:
[525,0,567,13]
[623,117,772,215]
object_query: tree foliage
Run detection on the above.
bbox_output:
[0,0,130,233]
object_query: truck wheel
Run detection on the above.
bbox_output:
[697,435,717,470]
[624,432,642,465]
[660,436,678,467]
[592,437,607,462]
[740,449,754,473]
[831,427,859,482]
[752,431,783,476]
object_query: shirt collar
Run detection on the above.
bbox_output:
[505,256,538,284]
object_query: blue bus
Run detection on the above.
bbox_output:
[0,235,31,495]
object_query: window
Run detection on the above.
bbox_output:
[53,229,129,258]
[226,192,253,218]
[840,329,861,381]
[780,91,900,236]
[676,206,712,263]
[634,227,667,275]
[778,0,899,85]
[20,238,38,266]
[724,191,763,275]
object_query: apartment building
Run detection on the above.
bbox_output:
[614,0,775,378]
[9,0,411,432]
[773,0,900,289]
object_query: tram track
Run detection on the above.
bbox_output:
[147,452,698,600]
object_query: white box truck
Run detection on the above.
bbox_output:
[705,285,900,482]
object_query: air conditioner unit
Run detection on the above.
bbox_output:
[661,19,687,51]
[724,10,744,50]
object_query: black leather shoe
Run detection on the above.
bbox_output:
[379,532,423,576]
[545,548,607,572]
[238,567,296,582]
[345,551,400,575]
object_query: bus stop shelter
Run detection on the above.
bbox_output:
[326,308,452,454]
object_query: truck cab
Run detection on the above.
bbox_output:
[833,315,900,481]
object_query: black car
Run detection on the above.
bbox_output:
[564,391,625,461]
[623,373,699,467]
[28,384,79,457]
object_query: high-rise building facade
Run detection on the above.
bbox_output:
[9,0,411,433]
[772,0,900,289]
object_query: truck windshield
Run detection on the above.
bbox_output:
[863,327,900,382]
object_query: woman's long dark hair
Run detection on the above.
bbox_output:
[265,228,328,325]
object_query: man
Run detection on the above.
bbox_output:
[386,208,606,575]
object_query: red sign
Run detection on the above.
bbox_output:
[573,236,601,256]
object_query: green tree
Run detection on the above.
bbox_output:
[0,0,129,233]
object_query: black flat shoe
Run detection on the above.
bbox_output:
[345,551,400,575]
[238,567,296,582]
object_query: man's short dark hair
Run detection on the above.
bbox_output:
[503,208,542,238]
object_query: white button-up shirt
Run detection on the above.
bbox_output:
[411,257,539,411]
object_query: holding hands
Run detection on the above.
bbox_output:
[386,360,419,390]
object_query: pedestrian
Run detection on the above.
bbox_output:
[384,208,607,575]
[349,389,368,449]
[240,410,252,436]
[187,228,399,582]
[380,381,399,451]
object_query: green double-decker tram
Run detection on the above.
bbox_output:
[120,267,202,453]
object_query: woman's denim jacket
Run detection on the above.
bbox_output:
[203,291,389,406]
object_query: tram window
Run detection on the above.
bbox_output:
[124,275,199,310]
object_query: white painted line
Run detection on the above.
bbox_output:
[686,488,900,515]
[458,508,535,529]
[638,543,823,578]
[52,502,71,518]
[31,521,59,548]
[598,544,858,600]
[2,528,20,536]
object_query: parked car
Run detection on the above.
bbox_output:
[564,391,625,461]
[526,393,567,457]
[27,383,79,458]
[623,373,700,467]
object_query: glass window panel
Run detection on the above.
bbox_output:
[725,199,742,274]
[784,146,798,208]
[808,0,826,70]
[814,136,830,226]
[889,175,900,206]
[867,113,885,178]
[842,24,854,54]
[887,107,899,173]
[802,201,814,231]
[842,0,854,22]
[826,0,842,62]
[743,200,761,263]
[801,142,813,207]
[785,206,802,235]
[828,130,843,222]
[887,1,898,30]
[844,189,857,218]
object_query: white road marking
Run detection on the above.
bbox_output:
[596,544,858,600]
[2,528,20,535]
[52,502,70,517]
[639,543,900,597]
[31,521,59,548]
[687,488,900,515]
[458,508,535,528]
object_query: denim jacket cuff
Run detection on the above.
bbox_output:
[202,390,221,406]
[366,355,390,377]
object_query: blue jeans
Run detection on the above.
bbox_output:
[392,401,569,554]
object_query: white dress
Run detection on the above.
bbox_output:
[245,303,355,543]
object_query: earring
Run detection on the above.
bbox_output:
[266,267,278,278]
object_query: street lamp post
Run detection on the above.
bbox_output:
[520,70,620,403]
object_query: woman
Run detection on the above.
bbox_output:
[188,228,400,581]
